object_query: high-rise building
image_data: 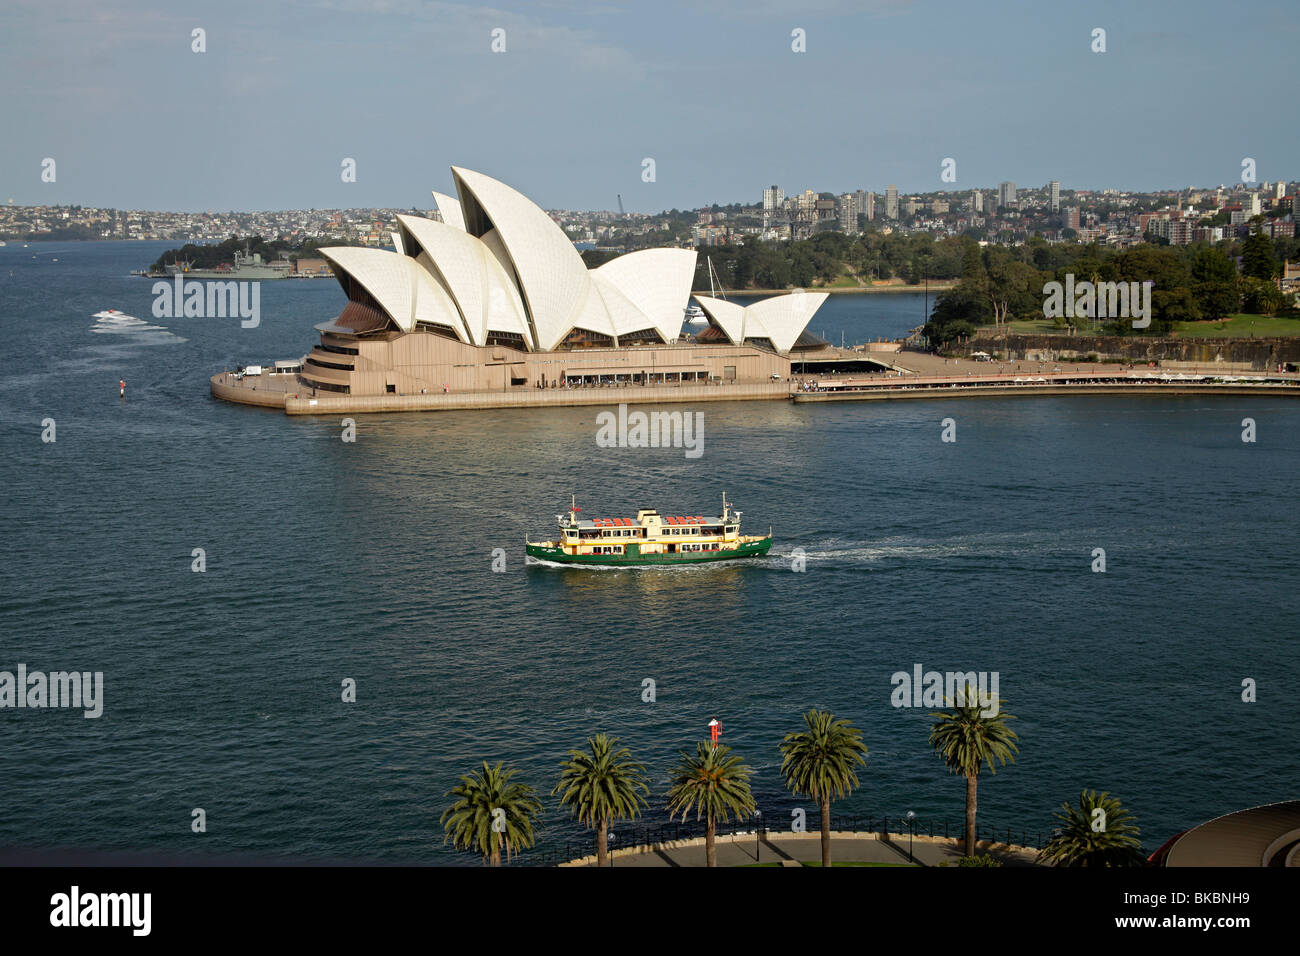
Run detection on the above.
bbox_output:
[864,190,875,221]
[1049,180,1060,213]
[854,189,870,224]
[998,181,1017,209]
[885,184,899,219]
[838,193,858,234]
[1065,206,1080,230]
[1243,191,1261,215]
[970,189,983,213]
[1276,181,1288,200]
[762,185,784,227]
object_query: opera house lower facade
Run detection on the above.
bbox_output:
[213,166,829,410]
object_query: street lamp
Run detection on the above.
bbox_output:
[607,829,616,868]
[906,810,916,864]
[755,810,763,863]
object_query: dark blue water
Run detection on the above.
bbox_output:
[1,241,1297,864]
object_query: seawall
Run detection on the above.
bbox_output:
[211,372,790,414]
[959,334,1300,367]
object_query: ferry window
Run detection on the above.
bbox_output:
[615,546,623,554]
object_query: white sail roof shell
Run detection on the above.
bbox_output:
[319,246,464,336]
[322,167,704,351]
[396,215,528,345]
[744,291,830,352]
[692,295,747,345]
[591,274,653,340]
[451,166,592,351]
[693,291,827,352]
[593,248,696,343]
[431,190,465,231]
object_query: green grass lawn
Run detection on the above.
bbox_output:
[1173,313,1300,338]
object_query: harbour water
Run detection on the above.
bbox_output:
[1,241,1297,863]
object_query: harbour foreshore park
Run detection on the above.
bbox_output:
[207,166,1300,414]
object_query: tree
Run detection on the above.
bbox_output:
[928,686,1018,857]
[1241,229,1278,281]
[1190,246,1240,320]
[553,733,649,867]
[987,254,1042,330]
[665,743,756,867]
[1037,790,1145,867]
[441,761,543,866]
[779,709,868,867]
[925,288,987,346]
[1112,246,1197,334]
[960,240,988,301]
[1240,276,1286,316]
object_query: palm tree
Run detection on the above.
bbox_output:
[665,742,756,867]
[1037,790,1145,867]
[779,709,868,867]
[928,685,1018,857]
[441,761,542,866]
[553,733,650,867]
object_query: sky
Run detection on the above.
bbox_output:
[2,0,1297,212]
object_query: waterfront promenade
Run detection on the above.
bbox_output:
[560,831,1042,867]
[210,350,1300,414]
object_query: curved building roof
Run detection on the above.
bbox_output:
[1164,800,1300,867]
[694,291,828,353]
[431,190,465,231]
[321,167,826,355]
[693,295,747,345]
[319,246,464,337]
[396,215,528,344]
[594,248,697,344]
[451,166,593,351]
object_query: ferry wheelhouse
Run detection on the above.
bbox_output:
[526,494,772,565]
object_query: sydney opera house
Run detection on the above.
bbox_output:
[220,166,830,403]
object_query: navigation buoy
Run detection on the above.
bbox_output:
[119,379,125,397]
[708,717,722,746]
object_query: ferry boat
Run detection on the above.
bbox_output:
[526,494,772,566]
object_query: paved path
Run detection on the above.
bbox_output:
[565,831,1042,867]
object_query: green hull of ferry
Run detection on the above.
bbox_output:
[526,537,772,566]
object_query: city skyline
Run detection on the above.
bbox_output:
[2,0,1298,211]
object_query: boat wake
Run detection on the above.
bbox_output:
[90,309,186,343]
[766,532,1065,568]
